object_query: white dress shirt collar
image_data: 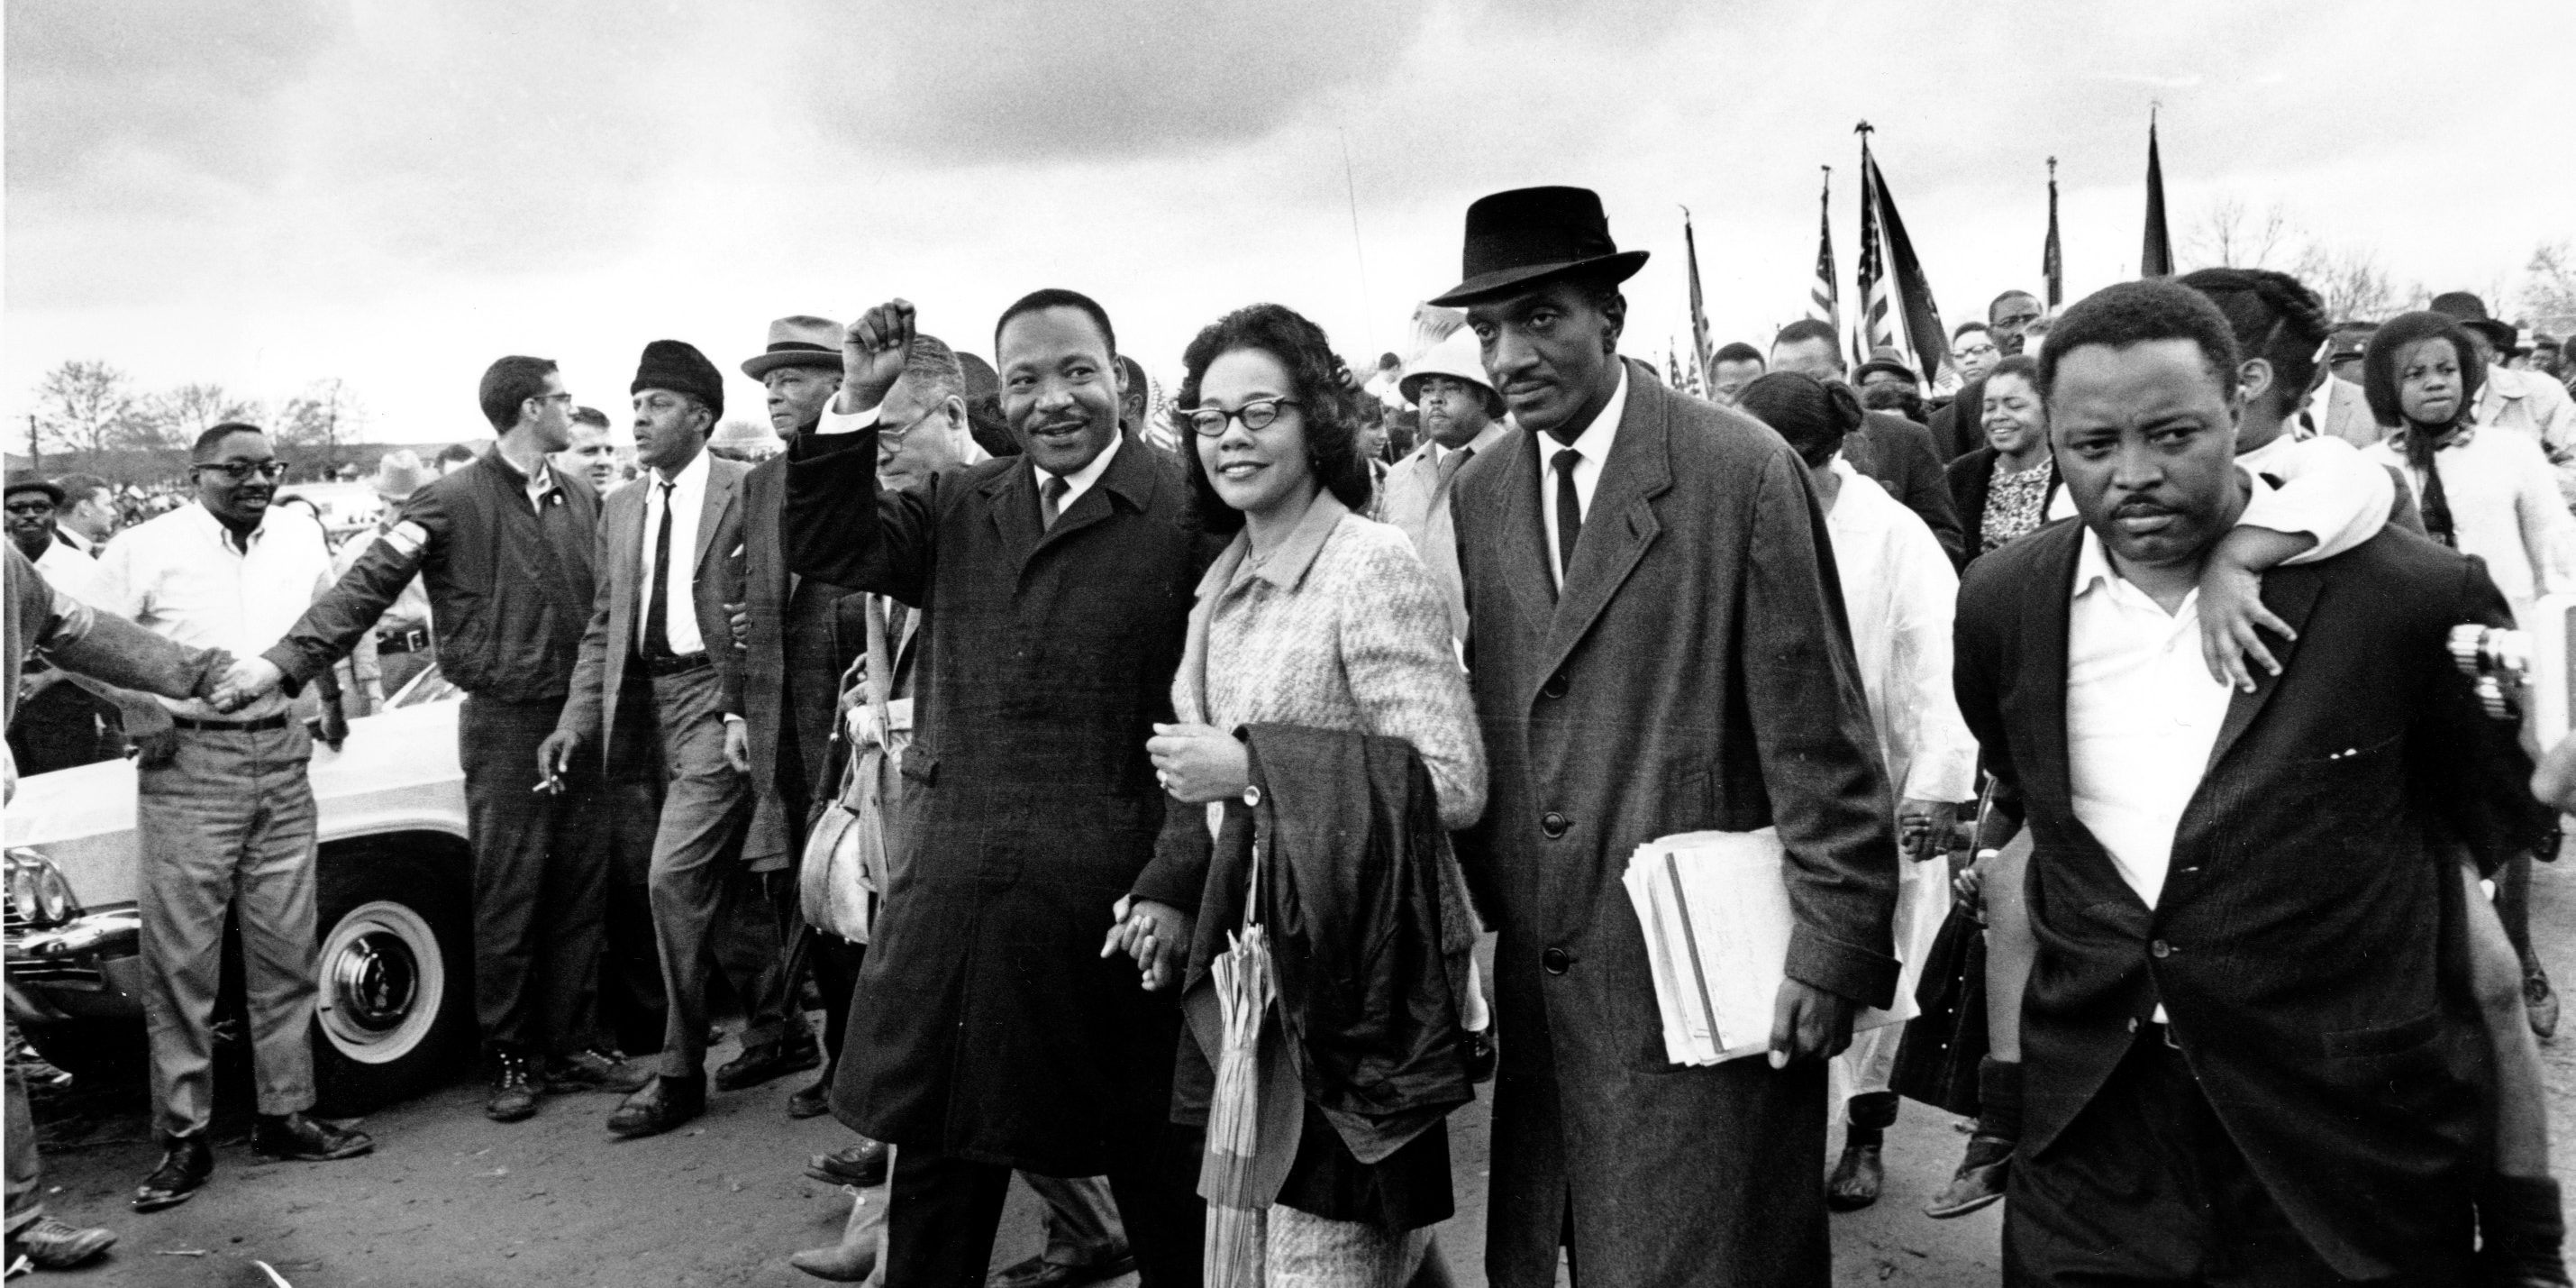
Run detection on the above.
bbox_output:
[1535,363,1630,589]
[640,449,714,656]
[1034,431,1124,517]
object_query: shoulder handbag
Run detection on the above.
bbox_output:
[798,596,906,943]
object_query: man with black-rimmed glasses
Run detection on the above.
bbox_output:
[95,423,374,1215]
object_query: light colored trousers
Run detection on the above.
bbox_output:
[5,1034,42,1238]
[137,722,321,1140]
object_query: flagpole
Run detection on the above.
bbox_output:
[2044,156,2064,309]
[1337,126,1377,352]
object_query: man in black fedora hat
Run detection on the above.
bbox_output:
[1432,186,1898,1285]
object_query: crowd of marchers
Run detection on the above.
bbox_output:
[9,183,2576,1288]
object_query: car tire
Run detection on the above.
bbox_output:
[309,838,475,1116]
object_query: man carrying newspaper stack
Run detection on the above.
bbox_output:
[1436,187,1898,1285]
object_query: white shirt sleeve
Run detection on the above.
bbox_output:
[2504,433,2576,598]
[1885,516,1980,803]
[2236,435,2392,565]
[89,530,148,622]
[818,403,882,436]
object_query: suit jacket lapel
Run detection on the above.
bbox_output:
[1493,426,1556,634]
[695,462,738,570]
[2204,562,2323,774]
[2019,523,2081,813]
[985,463,1043,567]
[1539,360,1670,682]
[1032,434,1149,562]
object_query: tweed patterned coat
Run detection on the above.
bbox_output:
[1452,362,1898,1288]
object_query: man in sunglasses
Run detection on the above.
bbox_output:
[94,423,374,1214]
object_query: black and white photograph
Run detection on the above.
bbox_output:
[7,2,2576,1283]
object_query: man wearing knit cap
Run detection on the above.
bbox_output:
[542,340,785,1138]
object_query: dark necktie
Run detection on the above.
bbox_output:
[1434,444,1474,496]
[1552,447,1582,584]
[1040,474,1071,531]
[643,480,674,658]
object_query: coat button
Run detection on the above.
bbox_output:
[2150,939,2172,959]
[1542,672,1569,699]
[1543,947,1570,975]
[1541,811,1570,838]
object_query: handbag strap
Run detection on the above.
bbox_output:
[864,595,897,744]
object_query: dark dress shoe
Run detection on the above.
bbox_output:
[804,1138,889,1187]
[987,1247,1138,1288]
[132,1137,214,1212]
[2529,962,2561,1041]
[487,1052,540,1122]
[547,1047,651,1094]
[608,1074,705,1138]
[1461,1028,1497,1084]
[715,1034,823,1092]
[252,1112,374,1162]
[787,1073,834,1119]
[1825,1140,1884,1211]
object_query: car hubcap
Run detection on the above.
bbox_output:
[315,900,444,1064]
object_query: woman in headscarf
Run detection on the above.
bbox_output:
[2362,310,2576,621]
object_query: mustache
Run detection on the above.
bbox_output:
[2109,497,2176,519]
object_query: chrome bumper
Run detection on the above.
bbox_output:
[5,904,144,1021]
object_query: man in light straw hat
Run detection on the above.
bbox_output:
[236,356,646,1126]
[1380,322,1509,644]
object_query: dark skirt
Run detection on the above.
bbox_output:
[1275,1101,1452,1232]
[1891,903,1989,1118]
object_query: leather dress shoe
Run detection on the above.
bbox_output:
[1924,1134,2012,1219]
[132,1137,214,1212]
[252,1112,374,1162]
[13,1216,118,1268]
[791,1188,884,1282]
[715,1033,822,1092]
[988,1247,1138,1288]
[1461,1027,1497,1084]
[804,1138,888,1188]
[547,1047,651,1094]
[1825,1140,1884,1211]
[2529,962,2561,1041]
[787,1072,834,1119]
[608,1073,705,1138]
[487,1051,540,1122]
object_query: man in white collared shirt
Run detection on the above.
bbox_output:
[94,424,373,1213]
[542,341,774,1140]
[1956,280,2545,1284]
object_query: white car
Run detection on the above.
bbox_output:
[5,668,473,1113]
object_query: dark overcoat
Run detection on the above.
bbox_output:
[739,457,863,859]
[784,428,1206,1175]
[1955,519,2545,1280]
[1449,364,1898,1287]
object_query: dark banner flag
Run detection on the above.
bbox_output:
[2142,113,2173,278]
[2044,156,2065,307]
[1682,208,1715,387]
[1858,125,1958,387]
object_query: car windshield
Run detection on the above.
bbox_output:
[388,663,457,709]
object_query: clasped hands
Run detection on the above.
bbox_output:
[206,655,284,714]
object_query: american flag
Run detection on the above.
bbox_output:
[1807,167,1842,350]
[1854,129,1898,365]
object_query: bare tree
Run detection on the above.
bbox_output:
[151,381,263,445]
[2522,242,2576,336]
[2290,242,2401,323]
[276,379,368,469]
[30,359,154,456]
[2184,196,2297,270]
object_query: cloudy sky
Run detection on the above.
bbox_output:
[8,0,2572,446]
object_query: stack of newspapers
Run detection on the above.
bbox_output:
[1622,829,1911,1065]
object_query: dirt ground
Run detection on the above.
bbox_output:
[21,854,2576,1286]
